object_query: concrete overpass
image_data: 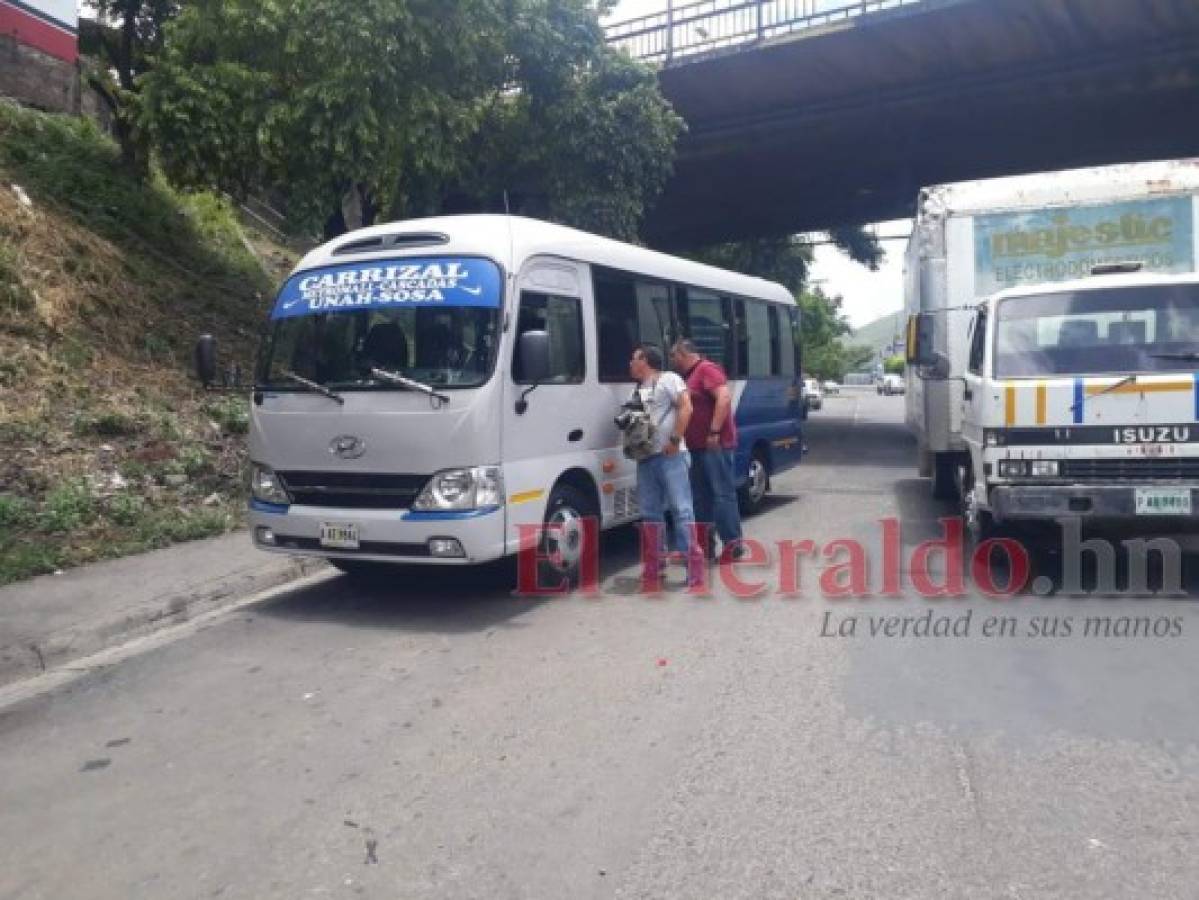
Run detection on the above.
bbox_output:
[606,0,1199,248]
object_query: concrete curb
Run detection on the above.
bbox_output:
[0,538,327,689]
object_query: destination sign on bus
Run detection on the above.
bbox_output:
[271,257,502,319]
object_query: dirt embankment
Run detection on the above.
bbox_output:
[0,102,299,583]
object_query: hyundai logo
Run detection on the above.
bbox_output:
[330,435,366,459]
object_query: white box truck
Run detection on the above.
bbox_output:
[904,160,1199,503]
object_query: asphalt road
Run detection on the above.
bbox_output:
[3,389,1198,899]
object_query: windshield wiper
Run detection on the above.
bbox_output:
[1072,373,1135,412]
[1150,351,1199,361]
[370,367,450,405]
[282,370,344,405]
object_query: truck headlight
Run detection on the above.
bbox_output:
[414,466,503,511]
[998,460,1028,478]
[1029,460,1059,478]
[251,463,290,505]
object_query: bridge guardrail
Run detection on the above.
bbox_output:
[605,0,925,65]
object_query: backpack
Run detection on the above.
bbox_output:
[619,380,671,462]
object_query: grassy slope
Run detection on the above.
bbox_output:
[0,101,297,584]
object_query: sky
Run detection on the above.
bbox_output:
[809,223,908,329]
[607,1,907,329]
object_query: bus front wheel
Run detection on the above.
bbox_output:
[540,483,594,590]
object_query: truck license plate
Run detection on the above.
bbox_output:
[1134,489,1192,516]
[320,522,360,549]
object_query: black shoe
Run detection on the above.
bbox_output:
[723,542,749,562]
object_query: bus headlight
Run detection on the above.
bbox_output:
[998,460,1028,478]
[414,466,503,511]
[251,463,290,505]
[1029,460,1059,478]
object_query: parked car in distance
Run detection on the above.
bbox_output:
[803,377,824,411]
[822,380,840,395]
[878,373,905,395]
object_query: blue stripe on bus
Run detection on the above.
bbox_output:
[1073,378,1084,424]
[730,378,804,484]
[1194,373,1199,421]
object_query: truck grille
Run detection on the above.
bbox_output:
[1060,458,1199,482]
[277,471,428,509]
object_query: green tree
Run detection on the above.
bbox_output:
[81,1,180,173]
[884,354,906,375]
[796,288,861,380]
[142,0,682,240]
[687,236,813,293]
[688,236,887,380]
[827,225,884,271]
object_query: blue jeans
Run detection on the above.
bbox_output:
[637,453,703,578]
[689,449,743,545]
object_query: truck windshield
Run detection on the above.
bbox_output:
[993,283,1199,378]
[257,256,502,390]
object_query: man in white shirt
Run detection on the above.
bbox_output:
[629,344,703,588]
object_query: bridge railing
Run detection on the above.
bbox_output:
[605,0,925,65]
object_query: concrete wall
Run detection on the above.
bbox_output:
[0,34,79,113]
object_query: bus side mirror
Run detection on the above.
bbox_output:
[514,330,550,415]
[517,330,550,385]
[906,313,938,367]
[194,334,218,387]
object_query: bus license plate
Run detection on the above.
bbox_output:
[1135,489,1192,516]
[320,522,360,549]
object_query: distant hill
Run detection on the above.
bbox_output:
[851,311,906,356]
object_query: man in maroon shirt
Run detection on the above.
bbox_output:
[670,339,745,559]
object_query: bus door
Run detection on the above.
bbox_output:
[503,260,594,540]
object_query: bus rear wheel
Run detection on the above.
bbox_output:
[738,449,770,516]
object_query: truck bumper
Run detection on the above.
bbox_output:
[990,484,1199,522]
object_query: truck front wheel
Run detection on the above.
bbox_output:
[960,470,996,552]
[932,454,959,501]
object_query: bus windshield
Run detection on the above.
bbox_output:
[257,256,502,390]
[993,283,1199,378]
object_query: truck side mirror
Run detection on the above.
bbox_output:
[906,313,938,367]
[194,334,218,387]
[929,352,951,380]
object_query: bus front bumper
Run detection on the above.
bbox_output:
[248,503,508,565]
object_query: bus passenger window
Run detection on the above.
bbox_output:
[513,292,584,384]
[594,270,638,381]
[788,307,802,375]
[777,307,796,376]
[636,281,674,356]
[745,300,772,376]
[732,300,748,377]
[682,289,732,369]
[768,306,782,374]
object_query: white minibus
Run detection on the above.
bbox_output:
[202,216,804,583]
